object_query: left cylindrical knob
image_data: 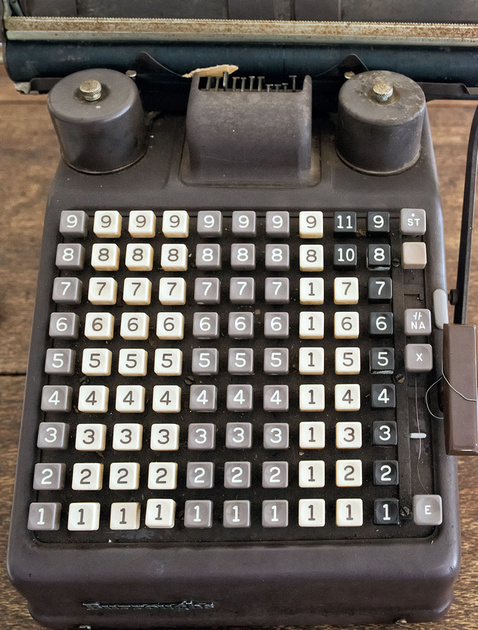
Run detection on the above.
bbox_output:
[47,68,147,174]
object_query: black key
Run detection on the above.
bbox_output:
[371,384,396,409]
[367,211,390,234]
[370,312,394,336]
[370,347,395,372]
[373,460,399,485]
[334,244,357,268]
[374,499,400,525]
[372,421,398,446]
[368,244,391,268]
[368,277,392,302]
[334,212,356,235]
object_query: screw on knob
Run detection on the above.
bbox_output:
[372,80,394,102]
[79,79,102,102]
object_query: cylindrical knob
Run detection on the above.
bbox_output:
[336,70,426,175]
[47,68,147,174]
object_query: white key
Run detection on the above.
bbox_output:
[335,384,361,411]
[299,311,324,338]
[154,348,183,376]
[299,460,325,488]
[128,210,156,238]
[152,385,181,413]
[148,462,178,489]
[75,424,107,451]
[68,502,101,531]
[115,385,145,413]
[299,211,323,238]
[109,462,140,490]
[299,244,324,271]
[162,210,189,238]
[82,348,112,376]
[299,384,325,411]
[334,311,359,339]
[91,243,120,271]
[145,498,176,528]
[156,312,184,340]
[299,421,325,449]
[118,349,148,376]
[93,210,122,238]
[150,424,180,451]
[112,423,143,451]
[161,244,188,271]
[159,278,187,305]
[336,498,363,527]
[78,385,109,413]
[299,277,324,304]
[299,347,324,374]
[298,498,325,527]
[123,278,152,305]
[335,347,361,375]
[110,502,141,530]
[336,422,362,449]
[88,277,117,305]
[334,277,359,304]
[336,460,362,487]
[84,312,114,340]
[120,312,149,340]
[72,463,104,490]
[125,243,154,271]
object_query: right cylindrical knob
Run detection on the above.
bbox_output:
[336,70,426,175]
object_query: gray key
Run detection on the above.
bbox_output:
[263,423,289,449]
[227,384,253,411]
[33,463,66,490]
[224,461,251,488]
[265,244,290,270]
[228,312,254,338]
[228,348,254,375]
[405,343,433,372]
[404,309,432,336]
[266,211,290,238]
[49,312,79,339]
[263,348,289,374]
[223,500,251,528]
[189,385,218,412]
[262,500,289,527]
[264,312,289,338]
[230,277,255,304]
[195,244,222,270]
[263,386,289,412]
[194,278,221,304]
[55,243,85,270]
[230,244,256,270]
[262,461,289,488]
[188,424,216,450]
[41,385,73,412]
[191,348,219,375]
[184,500,213,528]
[59,210,88,238]
[52,277,83,304]
[197,210,223,237]
[186,462,215,488]
[225,422,253,449]
[232,211,256,237]
[27,502,61,531]
[400,208,426,235]
[37,422,69,449]
[45,348,76,375]
[265,278,289,303]
[413,494,442,525]
[193,312,220,339]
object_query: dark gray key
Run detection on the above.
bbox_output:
[59,210,88,237]
[262,500,289,527]
[44,348,76,375]
[223,500,251,528]
[263,385,289,412]
[265,278,289,303]
[41,385,72,412]
[266,211,290,238]
[27,502,61,531]
[49,312,79,339]
[262,461,289,488]
[227,384,253,411]
[230,243,256,270]
[189,385,218,412]
[193,312,220,339]
[37,422,69,449]
[404,309,432,336]
[263,423,289,449]
[228,312,254,338]
[184,500,213,528]
[264,312,289,338]
[33,463,66,490]
[195,244,222,270]
[263,348,289,374]
[197,211,223,237]
[194,278,221,304]
[188,424,216,450]
[225,422,253,449]
[229,277,255,304]
[186,462,215,489]
[56,243,85,270]
[368,244,391,268]
[370,312,394,336]
[191,348,219,375]
[52,277,83,304]
[224,462,251,488]
[265,244,290,270]
[232,211,256,237]
[228,348,254,375]
[405,343,433,372]
[373,460,399,486]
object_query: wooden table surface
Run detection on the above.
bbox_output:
[0,65,477,630]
